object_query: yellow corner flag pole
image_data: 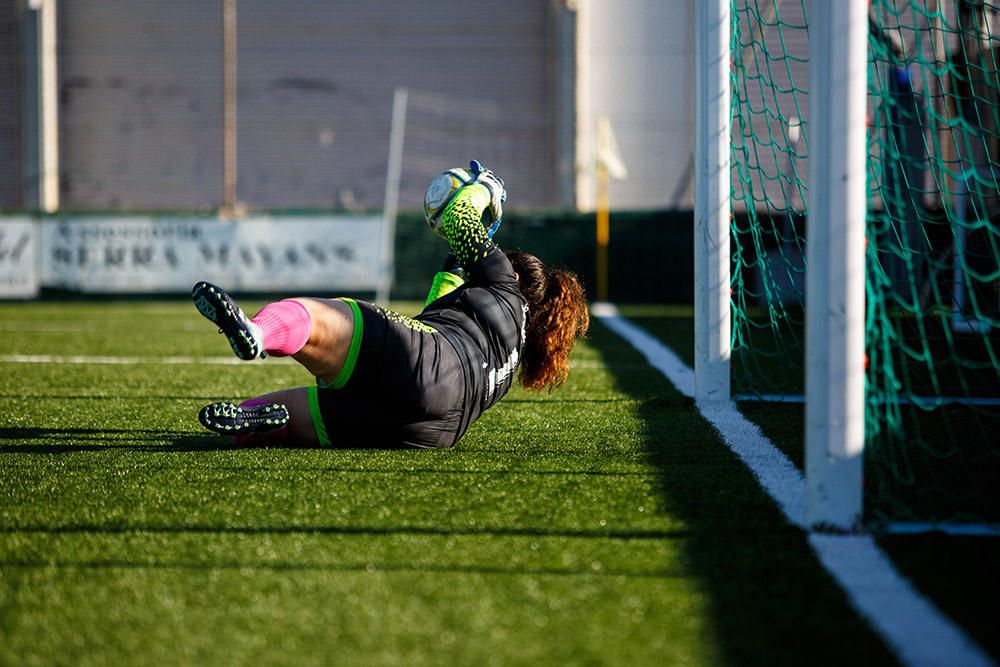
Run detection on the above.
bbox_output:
[596,161,610,302]
[595,116,628,304]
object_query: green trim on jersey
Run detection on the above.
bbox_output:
[307,385,332,447]
[329,297,363,389]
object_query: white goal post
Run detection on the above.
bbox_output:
[694,0,731,405]
[803,1,868,531]
[694,0,867,530]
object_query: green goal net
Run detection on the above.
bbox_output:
[730,0,1000,526]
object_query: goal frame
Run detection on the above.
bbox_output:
[695,0,868,531]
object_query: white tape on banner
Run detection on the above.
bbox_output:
[39,216,386,293]
[0,217,39,298]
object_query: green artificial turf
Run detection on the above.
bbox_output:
[0,301,900,664]
[619,305,1000,661]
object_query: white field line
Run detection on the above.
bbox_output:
[809,534,994,667]
[0,321,203,332]
[0,354,293,366]
[595,306,995,667]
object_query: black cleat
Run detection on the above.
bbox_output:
[192,281,266,360]
[198,401,290,435]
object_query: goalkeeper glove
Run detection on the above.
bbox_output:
[468,160,506,237]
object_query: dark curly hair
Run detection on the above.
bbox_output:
[506,252,590,391]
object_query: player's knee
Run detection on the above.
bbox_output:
[292,298,353,348]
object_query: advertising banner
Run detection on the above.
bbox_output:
[0,217,39,298]
[39,216,386,293]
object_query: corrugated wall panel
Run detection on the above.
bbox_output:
[60,1,224,210]
[58,0,554,212]
[236,0,553,211]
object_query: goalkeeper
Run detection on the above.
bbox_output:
[191,161,589,448]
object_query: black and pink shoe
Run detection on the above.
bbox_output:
[198,401,289,436]
[192,281,266,360]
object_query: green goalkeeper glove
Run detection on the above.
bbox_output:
[468,160,506,235]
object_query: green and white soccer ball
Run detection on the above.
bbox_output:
[423,167,475,239]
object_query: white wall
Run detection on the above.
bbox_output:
[576,0,694,211]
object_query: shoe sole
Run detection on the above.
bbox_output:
[191,281,264,360]
[198,401,290,435]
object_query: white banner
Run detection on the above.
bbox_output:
[39,216,387,293]
[0,217,39,298]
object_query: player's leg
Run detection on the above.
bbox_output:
[199,387,320,445]
[192,281,268,360]
[191,281,357,385]
[285,297,357,385]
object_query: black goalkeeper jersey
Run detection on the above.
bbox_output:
[418,249,528,442]
[416,183,527,442]
[310,183,527,448]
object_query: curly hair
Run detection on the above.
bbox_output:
[506,252,590,392]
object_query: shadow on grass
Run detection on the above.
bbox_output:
[0,558,680,579]
[0,427,276,453]
[1,428,616,455]
[0,427,682,463]
[0,523,691,540]
[589,320,898,666]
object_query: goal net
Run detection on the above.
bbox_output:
[731,0,1000,527]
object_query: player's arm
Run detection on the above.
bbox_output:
[438,182,496,272]
[424,253,465,306]
[438,162,505,265]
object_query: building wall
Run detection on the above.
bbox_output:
[575,0,695,211]
[0,0,20,209]
[10,0,752,214]
[59,1,223,210]
[55,0,557,212]
[238,1,556,212]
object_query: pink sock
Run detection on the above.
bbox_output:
[239,398,272,408]
[251,300,312,357]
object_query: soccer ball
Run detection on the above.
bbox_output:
[423,167,475,239]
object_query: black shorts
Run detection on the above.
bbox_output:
[306,299,466,449]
